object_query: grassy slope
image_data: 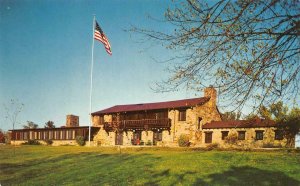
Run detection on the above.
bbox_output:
[0,145,299,186]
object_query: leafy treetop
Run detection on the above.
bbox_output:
[23,121,38,129]
[131,0,300,112]
[44,121,55,128]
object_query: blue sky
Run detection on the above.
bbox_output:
[0,0,200,130]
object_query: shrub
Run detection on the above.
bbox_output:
[146,140,152,146]
[262,143,282,148]
[224,133,238,145]
[43,139,53,145]
[178,134,190,147]
[206,143,219,150]
[0,130,5,143]
[75,136,86,146]
[23,139,41,145]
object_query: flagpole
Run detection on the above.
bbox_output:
[89,15,96,146]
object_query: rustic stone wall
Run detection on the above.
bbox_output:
[66,115,79,127]
[93,126,110,146]
[92,114,114,145]
[10,140,25,145]
[92,115,101,126]
[164,87,222,147]
[10,140,78,146]
[204,87,217,108]
[141,131,154,144]
[92,114,112,126]
[122,131,133,146]
[201,127,287,148]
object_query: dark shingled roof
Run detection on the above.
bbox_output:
[92,97,210,115]
[203,118,277,129]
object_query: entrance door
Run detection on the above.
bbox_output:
[132,131,141,145]
[153,130,162,145]
[205,132,212,143]
[115,131,123,145]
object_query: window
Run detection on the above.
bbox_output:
[45,131,48,139]
[275,130,284,140]
[197,117,202,130]
[66,130,70,140]
[48,131,51,139]
[19,132,23,140]
[178,110,186,121]
[205,132,213,143]
[57,130,62,140]
[156,111,168,119]
[72,130,75,139]
[238,131,246,140]
[15,132,18,140]
[256,130,264,140]
[29,131,33,139]
[132,131,142,145]
[54,131,59,140]
[31,131,36,140]
[17,132,21,140]
[99,116,104,124]
[221,131,229,140]
[66,130,74,140]
[62,130,66,140]
[23,132,28,140]
[112,114,118,121]
[38,132,41,140]
[153,130,163,141]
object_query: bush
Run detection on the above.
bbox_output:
[146,140,152,146]
[178,134,190,147]
[262,143,282,148]
[44,139,53,145]
[75,136,86,146]
[224,133,238,145]
[206,143,219,150]
[23,139,41,145]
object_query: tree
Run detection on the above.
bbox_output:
[221,111,241,121]
[277,107,300,147]
[131,0,300,111]
[4,99,24,132]
[0,129,5,143]
[23,121,38,129]
[44,121,55,128]
[247,101,300,147]
[256,101,289,121]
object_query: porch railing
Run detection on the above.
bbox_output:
[103,118,171,131]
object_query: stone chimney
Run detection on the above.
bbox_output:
[66,115,79,127]
[204,86,217,108]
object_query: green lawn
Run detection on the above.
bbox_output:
[0,145,299,186]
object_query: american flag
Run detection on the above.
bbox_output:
[94,21,112,55]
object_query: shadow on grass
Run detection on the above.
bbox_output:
[193,166,300,186]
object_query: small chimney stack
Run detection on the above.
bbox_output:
[204,86,217,108]
[66,115,79,127]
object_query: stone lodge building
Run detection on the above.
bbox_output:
[10,87,289,147]
[91,87,287,147]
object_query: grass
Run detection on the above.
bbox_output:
[0,145,300,186]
